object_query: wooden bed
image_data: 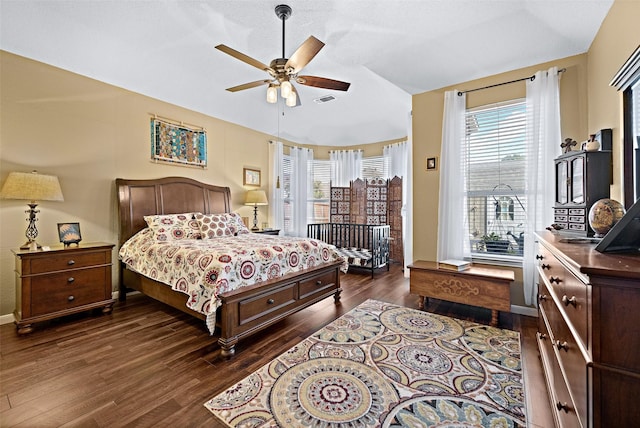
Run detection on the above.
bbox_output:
[116,177,342,357]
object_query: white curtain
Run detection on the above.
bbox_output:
[331,150,362,187]
[383,139,413,276]
[290,146,314,237]
[437,90,471,261]
[523,67,561,306]
[268,140,284,232]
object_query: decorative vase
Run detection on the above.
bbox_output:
[588,198,625,237]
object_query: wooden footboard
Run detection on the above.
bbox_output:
[121,260,342,357]
[217,260,342,356]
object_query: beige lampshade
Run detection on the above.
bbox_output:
[0,171,64,202]
[245,189,268,206]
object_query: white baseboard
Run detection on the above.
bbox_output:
[0,313,15,325]
[510,304,538,317]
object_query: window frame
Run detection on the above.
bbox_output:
[465,99,528,265]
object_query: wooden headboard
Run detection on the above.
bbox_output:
[116,177,231,247]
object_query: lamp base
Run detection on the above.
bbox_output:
[252,205,260,232]
[20,240,41,251]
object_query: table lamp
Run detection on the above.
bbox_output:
[245,189,268,231]
[0,171,64,250]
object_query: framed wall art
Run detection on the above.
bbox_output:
[150,117,207,167]
[57,222,82,246]
[243,168,261,186]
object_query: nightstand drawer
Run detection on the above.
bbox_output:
[30,267,109,315]
[26,251,110,274]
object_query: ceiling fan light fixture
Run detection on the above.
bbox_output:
[285,91,297,107]
[266,84,278,103]
[280,80,292,98]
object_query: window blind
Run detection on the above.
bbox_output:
[465,100,527,257]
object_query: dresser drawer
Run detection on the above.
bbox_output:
[299,270,337,300]
[549,304,588,427]
[537,244,589,347]
[568,216,584,223]
[568,208,585,216]
[537,312,582,428]
[30,267,109,316]
[568,223,586,231]
[25,250,110,274]
[238,282,296,326]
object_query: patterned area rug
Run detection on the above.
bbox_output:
[205,299,526,427]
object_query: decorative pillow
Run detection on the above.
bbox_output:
[143,213,202,242]
[196,212,250,239]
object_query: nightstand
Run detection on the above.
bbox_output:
[13,242,115,334]
[252,229,280,235]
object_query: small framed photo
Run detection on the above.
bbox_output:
[57,223,82,247]
[243,167,261,186]
[426,156,438,171]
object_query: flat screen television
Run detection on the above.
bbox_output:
[595,198,640,253]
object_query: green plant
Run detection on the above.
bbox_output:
[480,232,511,254]
[481,232,502,242]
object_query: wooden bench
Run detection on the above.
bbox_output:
[408,260,514,326]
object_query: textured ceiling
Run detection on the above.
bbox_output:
[0,0,614,146]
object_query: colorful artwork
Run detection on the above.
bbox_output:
[151,118,207,167]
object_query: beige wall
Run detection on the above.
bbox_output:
[411,0,639,306]
[587,0,640,200]
[0,51,273,316]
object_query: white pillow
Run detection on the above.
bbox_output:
[143,213,202,242]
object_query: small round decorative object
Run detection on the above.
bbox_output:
[588,199,625,238]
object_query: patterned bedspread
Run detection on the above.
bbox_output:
[119,228,347,333]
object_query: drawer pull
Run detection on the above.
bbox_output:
[67,277,75,283]
[555,340,569,351]
[316,280,323,286]
[549,276,562,284]
[562,295,577,307]
[67,295,75,302]
[541,263,550,270]
[537,332,548,341]
[556,401,571,413]
[267,298,275,305]
[538,294,548,302]
[67,260,75,266]
[536,254,544,260]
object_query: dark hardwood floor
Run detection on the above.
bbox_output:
[0,264,553,427]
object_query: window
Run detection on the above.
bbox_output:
[465,100,527,259]
[281,152,395,233]
[310,159,331,224]
[282,155,293,233]
[361,156,388,179]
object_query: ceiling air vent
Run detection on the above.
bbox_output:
[314,95,335,104]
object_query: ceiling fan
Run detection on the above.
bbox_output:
[215,4,350,107]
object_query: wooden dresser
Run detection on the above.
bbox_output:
[535,231,640,427]
[13,242,115,334]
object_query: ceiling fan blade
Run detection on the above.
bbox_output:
[296,75,351,91]
[215,44,272,72]
[225,79,272,92]
[285,36,325,74]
